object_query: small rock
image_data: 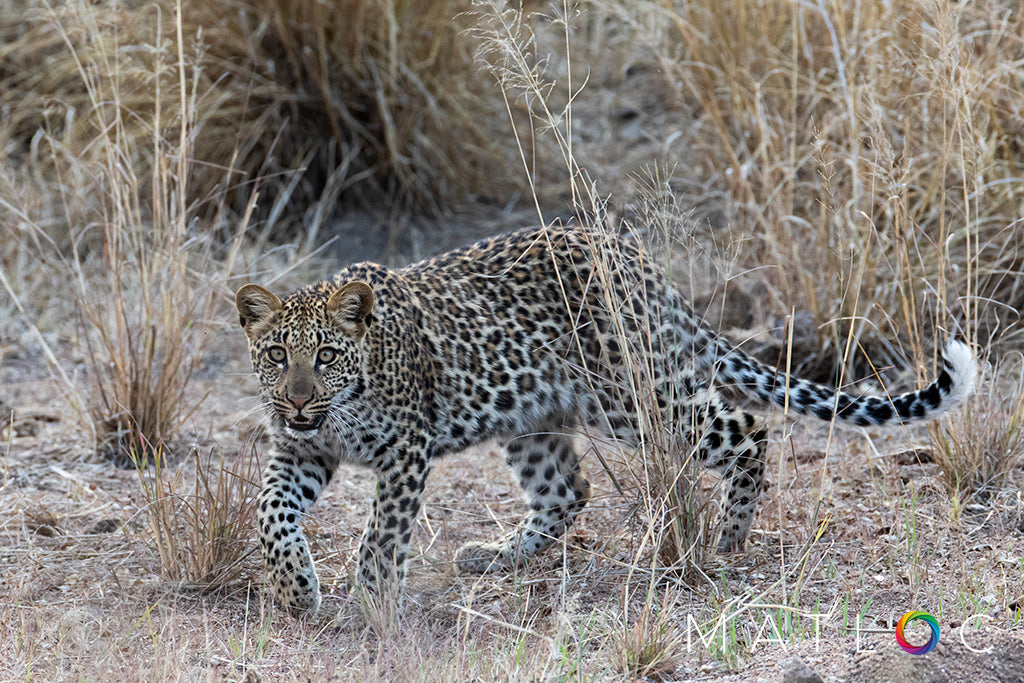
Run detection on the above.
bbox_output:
[89,518,122,534]
[12,420,40,437]
[780,657,824,683]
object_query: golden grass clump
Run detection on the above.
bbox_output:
[579,223,719,581]
[612,598,683,681]
[0,0,252,459]
[932,352,1024,507]
[474,2,719,577]
[135,444,260,587]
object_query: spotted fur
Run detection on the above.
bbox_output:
[236,226,976,614]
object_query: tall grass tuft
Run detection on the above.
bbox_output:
[0,1,252,459]
[475,0,718,579]
[134,443,260,586]
[612,591,682,681]
[594,0,1023,375]
[932,352,1024,508]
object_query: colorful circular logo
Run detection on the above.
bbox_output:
[895,611,940,655]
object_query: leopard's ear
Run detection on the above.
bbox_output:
[235,284,283,339]
[327,281,374,341]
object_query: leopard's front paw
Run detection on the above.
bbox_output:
[270,567,322,617]
[288,590,323,617]
[455,542,517,574]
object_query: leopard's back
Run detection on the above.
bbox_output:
[388,226,705,454]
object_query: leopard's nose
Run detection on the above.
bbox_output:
[288,393,311,410]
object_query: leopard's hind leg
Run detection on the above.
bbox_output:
[658,384,770,552]
[592,373,769,553]
[456,414,591,574]
[700,405,769,552]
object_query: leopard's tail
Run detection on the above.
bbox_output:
[714,340,976,427]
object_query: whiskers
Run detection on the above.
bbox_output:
[326,400,372,437]
[243,391,373,454]
[238,397,276,421]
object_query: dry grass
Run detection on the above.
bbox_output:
[933,351,1024,508]
[589,0,1024,377]
[1,0,253,459]
[476,0,719,581]
[134,443,260,587]
[583,221,721,580]
[612,589,684,680]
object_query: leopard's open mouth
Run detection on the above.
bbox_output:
[286,413,324,432]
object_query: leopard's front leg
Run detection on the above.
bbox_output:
[357,444,431,596]
[256,450,333,615]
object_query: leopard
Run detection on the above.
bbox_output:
[235,225,976,615]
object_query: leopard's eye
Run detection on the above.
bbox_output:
[267,346,286,364]
[317,347,337,365]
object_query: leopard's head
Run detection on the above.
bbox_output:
[235,281,374,435]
